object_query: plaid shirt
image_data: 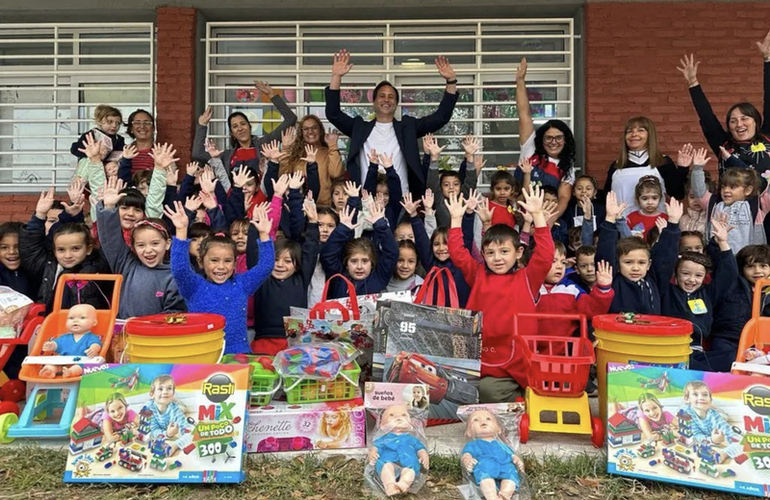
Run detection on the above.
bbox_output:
[146,400,192,448]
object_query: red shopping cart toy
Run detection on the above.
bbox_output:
[0,301,45,419]
[514,313,603,448]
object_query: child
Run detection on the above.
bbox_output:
[39,303,101,379]
[564,174,605,229]
[680,380,737,449]
[637,393,677,443]
[188,222,213,271]
[166,201,274,355]
[363,150,403,229]
[679,230,706,254]
[97,177,185,319]
[425,134,478,228]
[394,221,415,242]
[146,374,193,455]
[679,181,708,234]
[563,245,598,292]
[102,393,139,443]
[330,178,349,213]
[446,187,554,403]
[0,222,30,298]
[70,104,125,164]
[411,386,428,409]
[230,218,250,259]
[626,176,668,239]
[488,169,519,229]
[316,410,353,449]
[132,170,153,198]
[387,240,424,293]
[308,207,339,308]
[319,203,398,299]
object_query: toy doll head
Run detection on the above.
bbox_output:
[464,409,504,440]
[0,222,22,271]
[683,380,712,412]
[490,170,517,206]
[53,223,94,270]
[106,393,129,423]
[616,237,651,282]
[117,188,147,231]
[380,404,413,434]
[320,410,352,438]
[638,393,664,424]
[131,218,171,268]
[198,233,237,284]
[675,251,711,294]
[150,374,176,405]
[66,304,98,335]
[634,176,663,216]
[343,237,377,281]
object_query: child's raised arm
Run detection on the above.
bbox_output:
[651,200,683,287]
[240,206,276,296]
[166,201,204,300]
[300,199,321,285]
[20,188,56,281]
[319,205,356,277]
[96,177,131,274]
[147,143,180,218]
[519,187,555,293]
[367,202,399,286]
[446,193,482,285]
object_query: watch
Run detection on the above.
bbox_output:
[445,79,458,85]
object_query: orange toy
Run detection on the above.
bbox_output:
[732,278,770,376]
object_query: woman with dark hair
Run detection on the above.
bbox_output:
[677,29,770,179]
[122,109,156,174]
[515,58,575,217]
[279,114,345,206]
[604,116,689,216]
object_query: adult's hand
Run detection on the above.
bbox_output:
[676,54,700,87]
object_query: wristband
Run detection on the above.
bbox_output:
[445,79,458,85]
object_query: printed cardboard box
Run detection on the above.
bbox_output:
[245,389,365,453]
[607,364,770,497]
[64,363,250,484]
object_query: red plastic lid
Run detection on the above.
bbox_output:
[126,313,226,336]
[592,314,692,336]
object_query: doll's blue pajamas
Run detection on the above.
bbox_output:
[374,432,426,477]
[461,439,520,486]
[54,332,102,356]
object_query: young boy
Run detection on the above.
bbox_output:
[680,381,738,455]
[446,187,553,403]
[565,245,598,293]
[425,134,478,228]
[596,192,683,314]
[145,374,192,456]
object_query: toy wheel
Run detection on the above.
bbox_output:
[0,379,25,403]
[0,401,19,416]
[0,412,18,444]
[591,417,604,448]
[519,414,530,444]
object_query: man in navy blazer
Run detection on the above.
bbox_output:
[325,49,458,198]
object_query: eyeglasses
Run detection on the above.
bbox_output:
[301,126,320,132]
[544,135,565,144]
[131,120,153,127]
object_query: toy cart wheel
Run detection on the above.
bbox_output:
[0,379,25,403]
[0,401,19,416]
[0,412,18,444]
[519,414,530,444]
[590,417,603,448]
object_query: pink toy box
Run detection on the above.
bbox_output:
[245,389,366,453]
[64,363,251,484]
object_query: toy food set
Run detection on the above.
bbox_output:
[363,382,430,498]
[0,286,33,339]
[607,363,770,497]
[456,403,531,500]
[63,363,250,483]
[245,387,365,453]
[372,298,481,424]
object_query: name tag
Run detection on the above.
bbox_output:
[688,299,708,315]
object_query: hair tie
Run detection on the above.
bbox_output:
[133,220,169,238]
[214,232,226,237]
[497,165,508,171]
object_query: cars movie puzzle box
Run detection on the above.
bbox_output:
[607,364,770,497]
[64,363,251,484]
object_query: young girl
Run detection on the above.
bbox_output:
[316,410,353,449]
[97,177,185,319]
[330,179,349,213]
[166,201,274,354]
[387,240,424,293]
[488,169,519,229]
[102,393,139,443]
[562,174,605,229]
[626,176,668,239]
[411,385,428,409]
[308,207,339,308]
[188,222,213,272]
[679,180,708,234]
[319,203,398,299]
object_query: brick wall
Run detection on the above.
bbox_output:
[585,1,770,187]
[0,195,42,222]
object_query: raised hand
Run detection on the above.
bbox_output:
[184,195,202,213]
[300,145,317,164]
[272,173,291,198]
[205,138,222,158]
[421,188,435,216]
[473,153,486,175]
[254,81,275,97]
[655,217,668,235]
[444,192,467,220]
[67,177,85,205]
[122,144,138,160]
[282,127,297,149]
[325,129,339,145]
[676,54,700,86]
[367,148,379,165]
[303,194,318,223]
[77,132,102,161]
[163,200,189,231]
[476,197,496,224]
[375,192,386,209]
[244,192,254,212]
[516,57,528,82]
[435,56,455,81]
[102,176,126,208]
[261,139,283,162]
[519,156,533,175]
[692,147,711,167]
[604,191,628,222]
[288,171,305,190]
[666,198,684,224]
[199,168,218,194]
[517,185,545,216]
[332,49,353,77]
[344,180,361,198]
[596,261,613,288]
[251,205,273,237]
[365,201,385,225]
[35,187,55,219]
[361,188,371,202]
[719,146,732,160]
[462,134,480,159]
[676,143,694,167]
[186,162,201,178]
[757,28,770,61]
[165,163,179,186]
[338,205,357,230]
[543,199,559,224]
[400,193,422,217]
[200,191,218,210]
[711,217,733,247]
[465,188,483,213]
[232,165,254,189]
[378,152,394,169]
[149,142,179,170]
[198,106,213,126]
[63,191,85,217]
[422,133,445,160]
[578,196,593,219]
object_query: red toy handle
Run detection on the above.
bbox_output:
[513,312,589,339]
[309,301,351,321]
[319,273,361,320]
[414,267,459,308]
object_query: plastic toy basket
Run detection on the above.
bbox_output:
[284,361,361,404]
[221,354,280,406]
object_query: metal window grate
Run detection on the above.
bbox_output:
[205,19,574,188]
[0,23,155,191]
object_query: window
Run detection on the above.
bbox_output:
[0,24,154,191]
[205,19,574,189]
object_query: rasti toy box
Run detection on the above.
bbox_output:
[64,363,251,484]
[607,364,770,497]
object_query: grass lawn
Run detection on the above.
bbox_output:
[0,445,753,500]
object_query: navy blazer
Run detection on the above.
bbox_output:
[324,87,458,197]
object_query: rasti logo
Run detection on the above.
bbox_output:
[743,385,770,432]
[199,373,237,421]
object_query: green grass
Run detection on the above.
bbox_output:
[0,446,757,500]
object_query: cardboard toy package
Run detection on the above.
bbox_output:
[64,363,251,484]
[607,363,770,497]
[245,389,366,453]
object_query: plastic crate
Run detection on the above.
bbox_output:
[221,354,280,406]
[284,361,361,404]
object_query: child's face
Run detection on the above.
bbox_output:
[440,176,461,198]
[132,227,170,268]
[676,260,708,293]
[679,235,704,254]
[396,247,418,280]
[432,235,449,262]
[99,115,122,136]
[543,192,558,207]
[189,236,206,259]
[686,386,712,412]
[45,207,63,235]
[576,253,596,285]
[412,387,424,400]
[640,400,662,423]
[118,205,144,231]
[545,250,568,284]
[376,183,390,207]
[137,180,150,198]
[619,249,651,282]
[483,239,521,275]
[242,179,257,198]
[625,125,649,151]
[721,183,751,205]
[230,225,248,254]
[200,244,236,284]
[637,190,661,215]
[105,161,119,178]
[686,191,702,211]
[54,232,92,269]
[107,400,127,423]
[492,183,513,205]
[0,234,20,271]
[347,251,372,281]
[574,178,596,200]
[152,380,175,405]
[395,224,414,243]
[332,186,348,212]
[743,261,770,285]
[272,249,296,280]
[317,214,337,244]
[195,208,207,224]
[325,412,341,429]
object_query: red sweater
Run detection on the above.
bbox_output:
[448,225,554,386]
[626,211,667,239]
[536,281,614,340]
[490,201,516,228]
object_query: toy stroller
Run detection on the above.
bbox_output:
[0,274,122,443]
[731,278,770,377]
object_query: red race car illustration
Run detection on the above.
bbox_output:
[385,352,477,405]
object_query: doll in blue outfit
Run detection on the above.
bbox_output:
[367,404,430,497]
[39,303,101,379]
[461,409,525,500]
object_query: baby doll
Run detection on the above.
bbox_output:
[39,303,100,378]
[367,404,430,497]
[461,409,524,500]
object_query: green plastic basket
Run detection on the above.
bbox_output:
[284,361,361,404]
[221,354,280,406]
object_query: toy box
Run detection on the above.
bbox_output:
[245,389,366,453]
[64,363,251,484]
[607,364,770,497]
